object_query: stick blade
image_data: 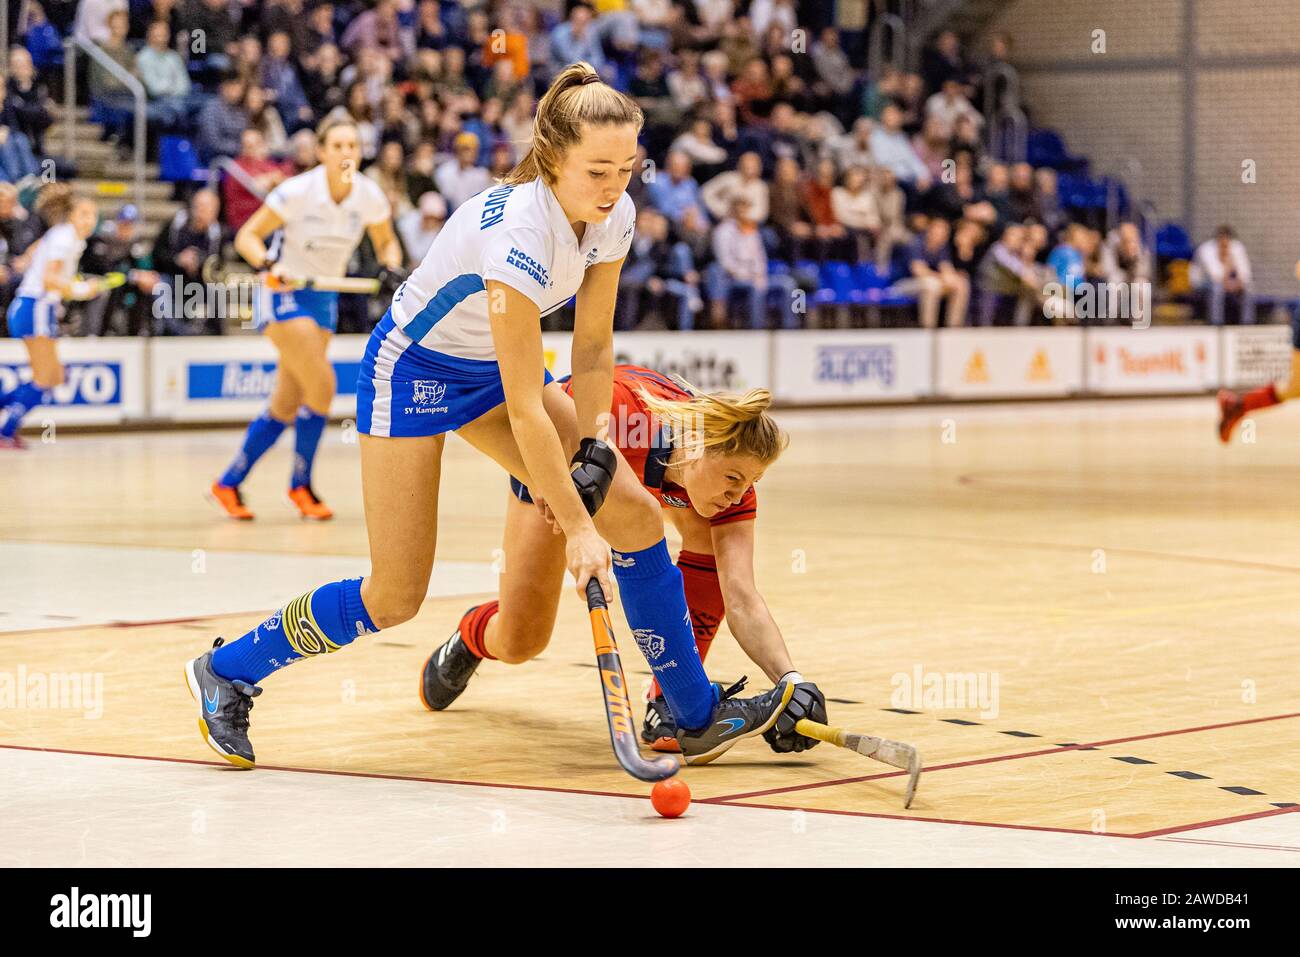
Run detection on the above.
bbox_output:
[845,733,922,809]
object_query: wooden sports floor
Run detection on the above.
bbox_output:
[1,397,1297,866]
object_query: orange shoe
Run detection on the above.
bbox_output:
[288,485,334,521]
[1217,389,1244,444]
[210,482,254,520]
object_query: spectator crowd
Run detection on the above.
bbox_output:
[0,0,1255,335]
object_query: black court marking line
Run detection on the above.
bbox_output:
[829,698,862,705]
[942,718,981,725]
[1272,802,1298,808]
[1168,771,1211,780]
[1113,756,1157,765]
[1220,786,1265,796]
[1001,730,1041,738]
[882,707,920,714]
[1055,743,1099,749]
[706,710,1300,804]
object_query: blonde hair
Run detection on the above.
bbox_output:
[502,62,643,185]
[35,182,76,224]
[638,380,788,465]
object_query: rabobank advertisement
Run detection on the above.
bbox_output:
[772,330,932,403]
[0,339,146,424]
[150,336,369,421]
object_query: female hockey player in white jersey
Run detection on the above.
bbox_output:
[185,63,792,771]
[210,116,404,521]
[1,184,101,448]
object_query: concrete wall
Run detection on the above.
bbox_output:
[983,0,1299,296]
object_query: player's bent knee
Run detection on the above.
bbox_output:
[492,625,550,664]
[361,587,424,630]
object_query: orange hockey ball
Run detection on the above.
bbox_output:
[651,778,691,818]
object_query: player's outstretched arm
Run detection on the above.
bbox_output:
[712,519,796,682]
[570,256,623,442]
[365,219,404,272]
[486,279,612,600]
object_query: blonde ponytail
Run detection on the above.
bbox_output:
[503,62,643,185]
[638,382,789,465]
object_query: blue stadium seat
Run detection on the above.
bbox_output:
[1027,129,1067,167]
[849,262,888,304]
[814,261,855,306]
[159,135,199,182]
[1156,223,1194,260]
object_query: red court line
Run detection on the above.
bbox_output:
[3,741,1295,840]
[704,799,1121,838]
[0,742,647,802]
[1157,836,1300,852]
[706,710,1300,802]
[704,798,1298,839]
[1130,806,1299,839]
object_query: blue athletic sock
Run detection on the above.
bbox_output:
[211,577,378,684]
[611,539,718,730]
[219,410,288,488]
[0,382,44,438]
[290,407,327,489]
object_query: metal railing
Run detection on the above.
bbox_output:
[63,35,146,211]
[989,101,1027,163]
[867,13,907,81]
[211,156,267,200]
[982,62,1021,130]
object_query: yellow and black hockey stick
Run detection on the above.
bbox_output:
[796,719,922,808]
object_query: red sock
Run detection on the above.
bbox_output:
[457,600,499,660]
[1242,384,1281,412]
[651,551,725,700]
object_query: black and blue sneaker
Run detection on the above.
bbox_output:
[676,677,794,766]
[184,638,261,769]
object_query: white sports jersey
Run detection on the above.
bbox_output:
[390,178,635,360]
[17,223,85,300]
[264,166,391,279]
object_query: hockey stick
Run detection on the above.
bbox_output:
[585,577,680,782]
[203,258,381,295]
[66,272,130,301]
[795,719,922,809]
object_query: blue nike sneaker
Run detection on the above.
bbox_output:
[184,638,261,769]
[675,677,794,766]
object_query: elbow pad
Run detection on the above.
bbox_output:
[570,437,617,517]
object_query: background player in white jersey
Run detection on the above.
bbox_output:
[184,63,793,771]
[210,116,404,521]
[1,184,102,449]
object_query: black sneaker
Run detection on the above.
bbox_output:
[641,695,680,752]
[184,638,261,769]
[676,677,794,766]
[419,627,482,711]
